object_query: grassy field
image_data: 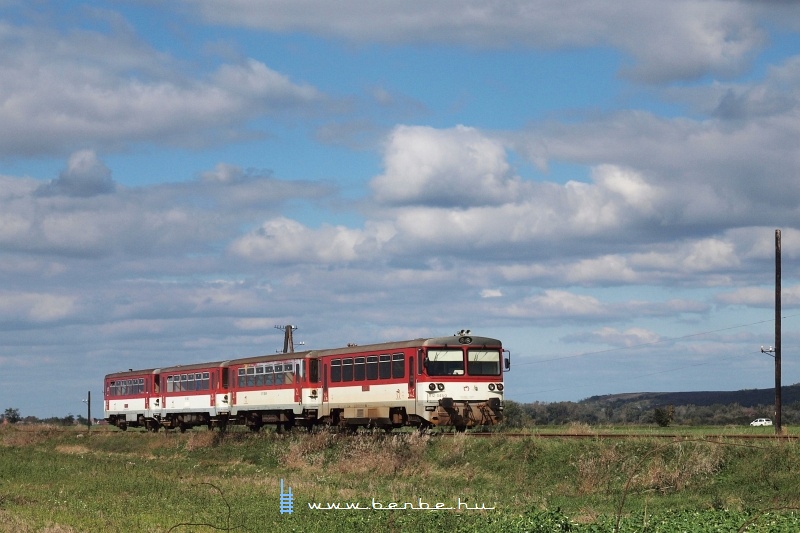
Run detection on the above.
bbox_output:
[1,424,800,532]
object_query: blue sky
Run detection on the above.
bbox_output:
[2,0,800,417]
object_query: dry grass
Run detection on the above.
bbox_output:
[0,511,79,533]
[575,439,726,496]
[329,432,431,476]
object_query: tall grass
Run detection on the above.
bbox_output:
[2,425,800,531]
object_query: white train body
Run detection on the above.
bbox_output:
[104,333,508,432]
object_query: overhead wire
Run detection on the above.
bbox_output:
[508,312,800,398]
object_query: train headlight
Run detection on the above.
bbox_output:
[497,383,504,391]
[437,383,445,391]
[488,383,495,391]
[428,383,436,391]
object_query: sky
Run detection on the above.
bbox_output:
[3,1,800,418]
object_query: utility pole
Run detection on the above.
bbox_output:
[775,229,782,434]
[275,325,297,353]
[82,391,91,432]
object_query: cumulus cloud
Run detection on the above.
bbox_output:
[0,22,326,156]
[572,326,662,348]
[229,217,370,264]
[371,125,523,207]
[185,0,774,83]
[37,150,115,197]
[0,291,77,323]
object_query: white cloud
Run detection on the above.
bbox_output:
[580,326,662,348]
[371,125,521,207]
[186,0,772,83]
[0,291,77,322]
[229,217,370,264]
[505,290,607,319]
[0,23,326,156]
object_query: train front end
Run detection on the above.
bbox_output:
[418,333,508,430]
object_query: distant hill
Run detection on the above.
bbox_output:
[580,383,800,409]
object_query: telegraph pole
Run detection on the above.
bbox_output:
[775,229,782,434]
[275,325,297,353]
[82,391,91,432]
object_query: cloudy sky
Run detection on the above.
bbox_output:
[3,1,800,418]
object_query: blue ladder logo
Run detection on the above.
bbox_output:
[279,479,294,514]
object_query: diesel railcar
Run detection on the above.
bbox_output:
[104,332,509,432]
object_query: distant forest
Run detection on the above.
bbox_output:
[503,383,800,427]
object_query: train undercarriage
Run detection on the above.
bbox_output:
[107,398,502,433]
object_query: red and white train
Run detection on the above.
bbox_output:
[104,331,509,432]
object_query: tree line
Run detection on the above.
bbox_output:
[501,400,798,427]
[2,407,92,427]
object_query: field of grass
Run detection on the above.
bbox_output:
[1,424,800,532]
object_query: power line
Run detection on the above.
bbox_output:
[513,313,800,367]
[512,349,749,398]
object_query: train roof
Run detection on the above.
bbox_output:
[105,368,159,379]
[228,335,501,365]
[104,335,502,378]
[158,360,229,374]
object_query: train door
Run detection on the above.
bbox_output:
[407,355,415,399]
[322,362,329,402]
[294,363,302,403]
[209,371,216,407]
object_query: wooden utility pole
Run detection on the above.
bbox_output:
[276,325,296,353]
[775,229,782,434]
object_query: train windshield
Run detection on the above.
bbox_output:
[425,349,464,376]
[467,350,501,376]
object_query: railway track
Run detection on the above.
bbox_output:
[440,431,799,440]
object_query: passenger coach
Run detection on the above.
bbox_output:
[104,331,509,432]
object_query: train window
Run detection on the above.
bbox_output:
[354,357,365,381]
[342,358,353,382]
[379,355,391,379]
[246,367,256,387]
[331,359,341,382]
[238,368,246,387]
[275,369,284,385]
[425,349,464,376]
[222,369,229,389]
[284,363,294,384]
[265,366,274,386]
[309,359,319,383]
[467,350,501,376]
[181,374,188,392]
[392,353,405,379]
[187,374,196,392]
[202,372,210,390]
[255,366,264,386]
[366,356,378,380]
[166,376,173,392]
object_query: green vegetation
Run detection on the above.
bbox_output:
[2,425,800,531]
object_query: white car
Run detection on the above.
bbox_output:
[750,418,773,427]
